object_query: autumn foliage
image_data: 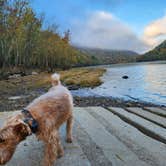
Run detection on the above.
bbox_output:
[0,0,98,71]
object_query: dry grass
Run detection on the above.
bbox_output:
[0,68,106,111]
[0,72,50,96]
[0,68,106,97]
[60,68,106,88]
[24,68,106,89]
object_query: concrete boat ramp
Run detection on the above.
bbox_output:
[0,107,166,166]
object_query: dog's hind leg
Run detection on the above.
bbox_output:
[56,132,64,158]
[66,115,73,143]
[43,131,59,166]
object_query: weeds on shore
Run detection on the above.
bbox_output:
[60,68,106,88]
[0,68,106,97]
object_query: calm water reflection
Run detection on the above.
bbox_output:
[72,62,166,105]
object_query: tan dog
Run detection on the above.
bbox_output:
[0,73,73,166]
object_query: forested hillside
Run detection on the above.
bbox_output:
[76,47,139,64]
[137,40,166,62]
[0,0,98,71]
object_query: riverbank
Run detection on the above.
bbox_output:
[0,68,105,96]
[0,88,163,112]
[0,94,163,112]
[74,96,163,108]
[0,67,165,112]
[0,68,106,111]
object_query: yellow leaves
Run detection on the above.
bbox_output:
[0,0,98,70]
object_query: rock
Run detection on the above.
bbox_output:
[24,143,28,146]
[32,71,38,75]
[20,72,26,76]
[8,74,21,79]
[8,95,28,100]
[122,75,129,79]
[8,96,23,100]
[67,85,80,90]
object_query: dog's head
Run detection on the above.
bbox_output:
[0,121,31,164]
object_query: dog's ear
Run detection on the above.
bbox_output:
[14,123,30,140]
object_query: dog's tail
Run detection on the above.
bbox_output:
[51,73,61,86]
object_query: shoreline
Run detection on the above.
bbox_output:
[74,96,165,108]
[0,65,165,111]
[0,93,165,112]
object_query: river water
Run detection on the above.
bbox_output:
[71,61,166,106]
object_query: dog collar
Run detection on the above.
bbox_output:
[21,109,38,133]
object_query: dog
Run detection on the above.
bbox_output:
[0,73,73,166]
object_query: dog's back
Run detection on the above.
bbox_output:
[26,73,73,126]
[27,73,73,110]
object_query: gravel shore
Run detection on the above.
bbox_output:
[74,96,164,108]
[0,89,164,112]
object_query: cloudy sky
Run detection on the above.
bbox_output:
[32,0,166,53]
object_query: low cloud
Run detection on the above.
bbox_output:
[71,11,149,53]
[143,15,166,47]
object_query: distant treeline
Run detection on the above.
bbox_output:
[0,0,98,71]
[76,47,139,64]
[137,40,166,62]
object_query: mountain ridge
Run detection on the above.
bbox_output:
[137,40,166,62]
[74,46,139,64]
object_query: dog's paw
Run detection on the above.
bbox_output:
[66,138,73,143]
[57,152,64,158]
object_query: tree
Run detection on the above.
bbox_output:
[62,29,70,44]
[0,0,98,72]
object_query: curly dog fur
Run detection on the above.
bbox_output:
[0,73,73,166]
